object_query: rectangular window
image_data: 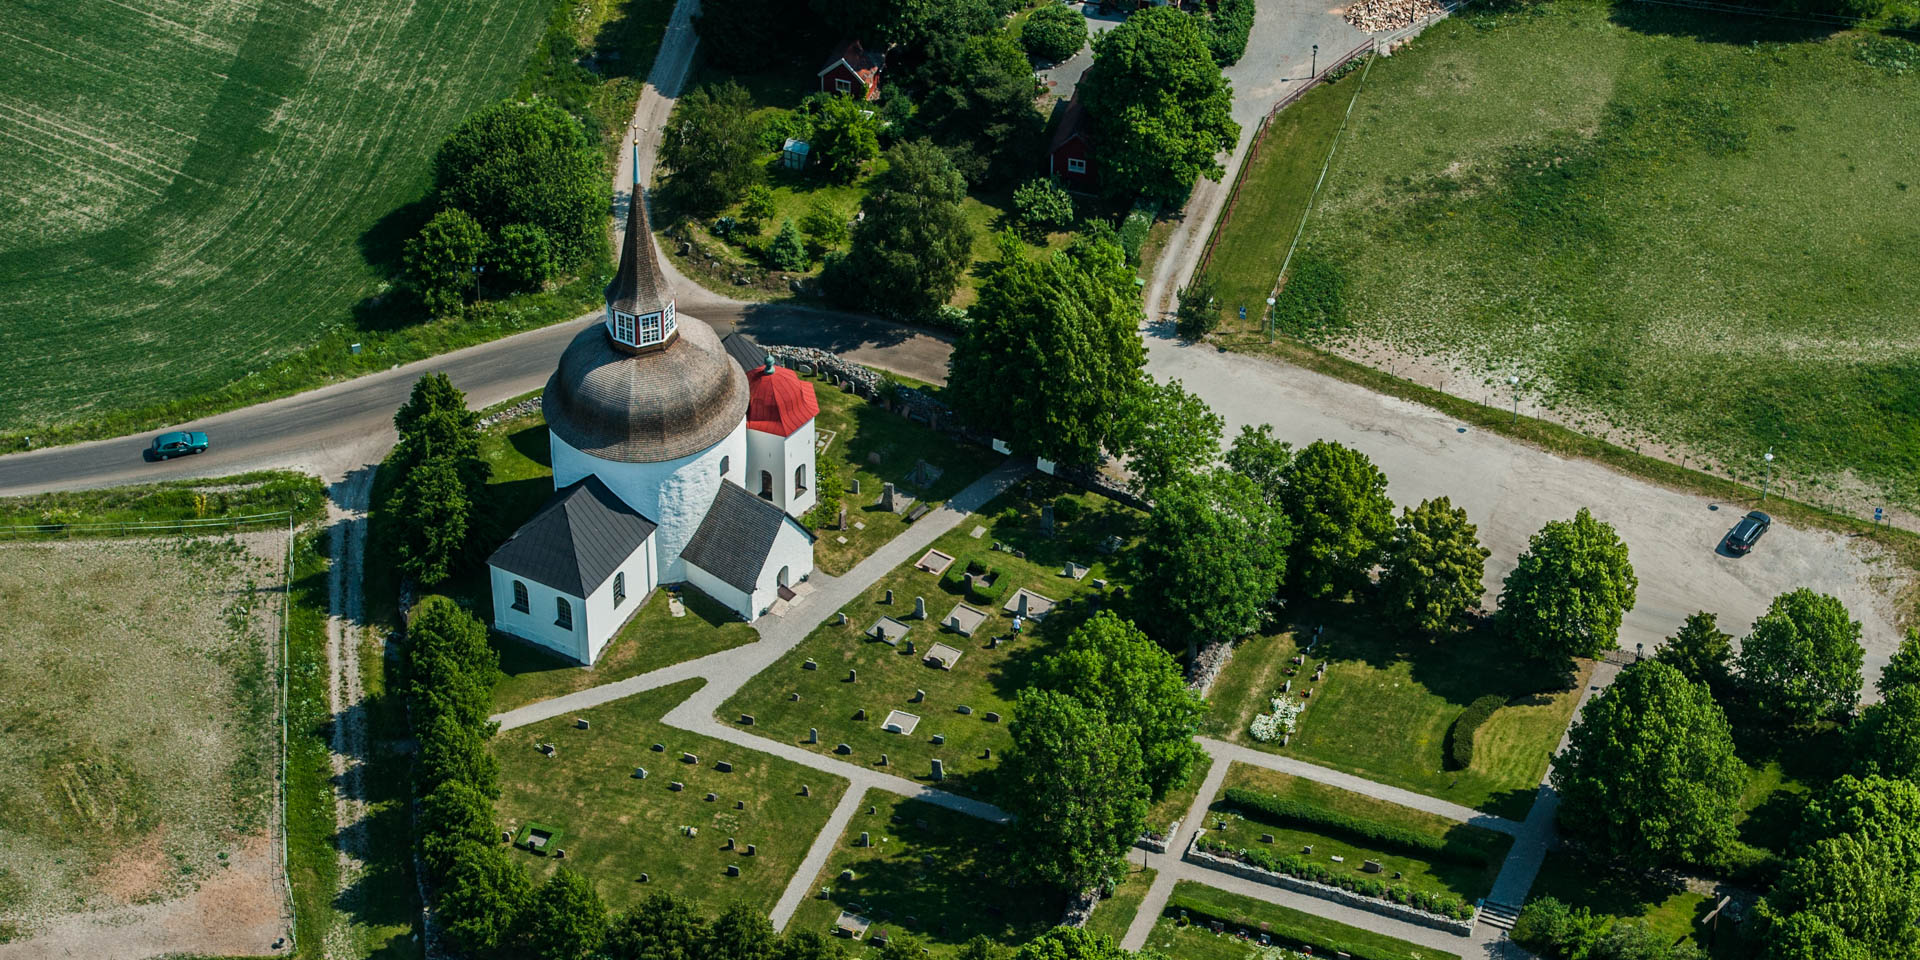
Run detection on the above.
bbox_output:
[638,312,663,345]
[835,78,852,94]
[613,572,626,606]
[1066,158,1086,174]
[613,313,634,343]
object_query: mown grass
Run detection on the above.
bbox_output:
[0,0,671,451]
[0,471,326,534]
[1203,605,1592,820]
[784,794,1061,957]
[721,480,1142,802]
[1145,882,1460,960]
[1083,866,1157,945]
[1206,764,1512,903]
[1201,0,1920,507]
[1528,851,1724,954]
[492,679,850,914]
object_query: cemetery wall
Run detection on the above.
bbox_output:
[1182,831,1477,936]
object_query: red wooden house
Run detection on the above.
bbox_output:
[817,40,884,101]
[1047,92,1095,192]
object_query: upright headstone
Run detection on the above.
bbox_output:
[879,753,889,766]
[848,668,858,683]
[859,832,871,847]
[884,589,894,605]
[835,612,847,626]
[913,596,927,620]
[912,689,925,703]
[808,727,819,744]
[801,784,811,796]
[1041,503,1055,536]
[851,477,861,494]
[854,708,866,721]
[633,767,648,779]
[880,482,897,512]
[1017,592,1029,618]
[726,864,740,877]
[745,844,756,856]
[838,506,847,531]
[930,758,944,781]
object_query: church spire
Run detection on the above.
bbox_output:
[605,142,676,350]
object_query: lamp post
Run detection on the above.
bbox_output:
[1311,44,1319,78]
[1761,449,1775,501]
[1265,296,1276,341]
[1509,375,1520,424]
[471,263,485,302]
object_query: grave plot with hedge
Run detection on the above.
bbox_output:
[1216,787,1509,868]
[1159,882,1461,960]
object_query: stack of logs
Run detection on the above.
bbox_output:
[1343,0,1447,32]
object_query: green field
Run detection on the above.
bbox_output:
[1145,882,1460,960]
[0,0,669,447]
[1203,1,1920,505]
[493,680,850,914]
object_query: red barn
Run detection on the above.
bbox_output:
[1047,93,1095,192]
[817,40,884,101]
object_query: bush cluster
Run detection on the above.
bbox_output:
[1512,896,1705,960]
[1217,787,1504,867]
[1194,838,1474,920]
[1197,0,1255,65]
[1445,694,1505,771]
[1118,205,1155,265]
[1021,2,1089,62]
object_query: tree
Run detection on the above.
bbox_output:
[394,371,474,440]
[1735,588,1865,727]
[1174,273,1220,340]
[1380,497,1490,634]
[1551,661,1744,867]
[659,82,762,215]
[417,779,500,881]
[876,933,936,960]
[812,0,1004,54]
[1879,628,1920,697]
[438,841,533,954]
[741,185,777,233]
[1020,3,1088,62]
[434,98,606,268]
[769,219,809,271]
[1012,177,1075,239]
[1040,612,1207,801]
[1278,440,1394,599]
[812,94,882,183]
[1753,778,1920,960]
[1653,612,1734,693]
[522,869,609,960]
[1223,424,1292,503]
[403,208,487,315]
[1498,508,1638,664]
[705,901,777,960]
[694,0,806,70]
[947,228,1141,464]
[1195,0,1255,66]
[912,33,1046,186]
[956,935,1011,960]
[775,930,849,960]
[1851,685,1920,781]
[801,198,851,247]
[1078,7,1239,204]
[405,595,499,733]
[828,140,972,316]
[605,892,709,960]
[1132,469,1290,656]
[1002,689,1150,892]
[488,222,557,292]
[392,457,472,585]
[1013,927,1130,960]
[416,709,502,796]
[1119,378,1221,496]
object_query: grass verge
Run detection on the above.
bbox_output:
[1147,881,1459,960]
[0,472,326,534]
[1083,866,1157,945]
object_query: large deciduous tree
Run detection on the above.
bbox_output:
[1850,685,1920,782]
[1013,927,1131,960]
[434,98,607,269]
[1223,424,1292,503]
[1735,588,1865,727]
[1002,690,1151,893]
[1131,469,1290,657]
[1551,661,1744,868]
[1499,508,1637,665]
[1381,497,1490,635]
[403,208,487,315]
[1878,628,1920,698]
[1753,775,1920,960]
[1020,3,1088,63]
[522,869,609,960]
[706,902,778,960]
[1078,7,1239,205]
[948,230,1143,466]
[659,82,763,215]
[1279,440,1394,599]
[438,842,533,954]
[828,140,973,317]
[1040,612,1207,802]
[811,94,883,183]
[1119,378,1221,496]
[604,892,709,960]
[913,34,1046,187]
[1654,611,1735,694]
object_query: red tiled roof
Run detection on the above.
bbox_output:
[746,364,819,437]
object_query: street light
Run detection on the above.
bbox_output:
[471,263,485,301]
[1508,375,1520,424]
[1761,449,1775,501]
[1265,296,1277,341]
[1312,44,1319,78]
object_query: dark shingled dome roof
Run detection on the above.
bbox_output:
[543,316,749,463]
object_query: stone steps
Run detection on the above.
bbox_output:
[1478,899,1524,931]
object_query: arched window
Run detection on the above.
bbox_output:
[719,455,730,477]
[511,580,529,613]
[613,572,626,606]
[794,464,808,495]
[759,470,774,500]
[555,597,573,629]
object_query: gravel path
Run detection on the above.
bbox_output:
[323,467,377,957]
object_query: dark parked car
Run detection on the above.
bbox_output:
[1724,510,1771,554]
[149,431,209,460]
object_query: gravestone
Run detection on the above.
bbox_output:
[836,743,852,755]
[903,639,915,654]
[1281,680,1291,693]
[930,758,944,781]
[801,784,811,796]
[913,596,926,619]
[1017,592,1029,618]
[840,869,855,881]
[726,865,740,877]
[1041,504,1055,536]
[987,635,998,649]
[741,713,755,724]
[726,837,736,850]
[838,506,847,531]
[736,800,745,810]
[880,482,898,512]
[652,743,665,752]
[1260,833,1274,844]
[982,747,992,759]
[835,613,847,626]
[746,844,756,856]
[884,589,894,605]
[640,873,649,882]
[930,734,944,745]
[633,767,648,779]
[576,718,590,730]
[851,477,861,494]
[854,708,868,721]
[848,668,858,683]
[983,712,1000,723]
[683,753,698,764]
[804,658,818,670]
[879,753,888,766]
[808,727,819,744]
[705,792,717,801]
[859,832,870,847]
[716,761,733,773]
[1362,860,1382,873]
[670,781,685,791]
[912,689,925,703]
[956,705,972,715]
[538,743,555,756]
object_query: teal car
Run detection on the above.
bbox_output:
[149,431,209,460]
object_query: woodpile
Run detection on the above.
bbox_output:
[1344,0,1447,32]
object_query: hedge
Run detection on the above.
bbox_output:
[1217,787,1505,868]
[1191,839,1473,921]
[1168,894,1443,960]
[1444,694,1505,771]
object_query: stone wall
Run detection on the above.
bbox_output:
[1186,638,1237,695]
[1135,817,1181,854]
[1059,887,1100,928]
[1182,831,1477,937]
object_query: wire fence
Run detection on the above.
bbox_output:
[0,510,295,539]
[1630,0,1919,34]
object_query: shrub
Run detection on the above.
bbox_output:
[1198,0,1254,65]
[740,185,776,233]
[1168,892,1448,960]
[969,573,1009,604]
[1012,177,1075,239]
[768,219,808,271]
[1176,274,1221,340]
[1052,496,1083,524]
[800,198,851,247]
[404,208,487,315]
[1194,839,1472,920]
[1021,3,1088,62]
[488,223,557,293]
[1445,694,1505,771]
[1217,787,1505,867]
[1118,205,1154,264]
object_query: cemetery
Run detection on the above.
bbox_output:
[785,795,1059,955]
[720,482,1141,799]
[1203,611,1592,820]
[1145,882,1461,960]
[492,680,850,912]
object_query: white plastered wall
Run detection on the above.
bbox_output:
[551,421,747,582]
[490,532,657,665]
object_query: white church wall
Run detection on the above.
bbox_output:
[747,517,817,617]
[683,563,754,621]
[579,533,658,664]
[784,420,817,519]
[551,421,747,582]
[745,427,787,510]
[490,565,588,663]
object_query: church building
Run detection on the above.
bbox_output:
[486,184,818,665]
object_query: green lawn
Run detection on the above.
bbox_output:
[0,471,326,533]
[1144,882,1460,960]
[0,0,671,450]
[784,794,1061,956]
[1528,851,1715,950]
[1204,608,1590,820]
[491,587,760,713]
[807,378,1007,575]
[721,480,1142,800]
[1083,866,1157,946]
[1144,768,1206,842]
[493,680,849,914]
[1207,764,1512,903]
[1202,0,1920,505]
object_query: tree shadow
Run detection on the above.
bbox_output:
[1736,787,1807,855]
[727,300,945,356]
[1604,0,1841,44]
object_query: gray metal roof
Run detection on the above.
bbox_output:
[607,188,671,318]
[680,482,800,595]
[487,475,657,597]
[720,332,768,374]
[542,315,750,463]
